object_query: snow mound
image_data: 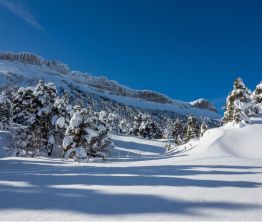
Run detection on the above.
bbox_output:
[194,115,262,159]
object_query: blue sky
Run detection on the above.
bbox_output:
[0,0,262,111]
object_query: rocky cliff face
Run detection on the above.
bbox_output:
[190,99,218,113]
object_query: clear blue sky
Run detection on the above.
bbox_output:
[0,0,262,111]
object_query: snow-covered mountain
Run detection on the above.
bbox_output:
[0,52,220,119]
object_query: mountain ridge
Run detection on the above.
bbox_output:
[0,52,219,119]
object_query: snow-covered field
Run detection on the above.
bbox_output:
[0,116,262,220]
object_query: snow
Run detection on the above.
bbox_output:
[189,114,262,160]
[62,136,73,149]
[0,58,220,119]
[56,116,65,128]
[0,115,262,220]
[85,128,99,143]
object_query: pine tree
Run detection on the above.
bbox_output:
[130,113,163,139]
[253,81,262,112]
[63,108,113,161]
[13,125,43,157]
[0,91,11,130]
[119,118,128,134]
[51,93,74,155]
[200,121,208,137]
[12,80,57,156]
[107,113,121,133]
[130,113,144,136]
[138,115,162,139]
[172,119,184,145]
[222,77,256,124]
[163,118,174,141]
[185,115,200,142]
[32,80,57,155]
[52,93,73,129]
[12,86,35,125]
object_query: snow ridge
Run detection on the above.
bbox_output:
[0,51,220,119]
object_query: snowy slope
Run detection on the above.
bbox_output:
[0,52,220,119]
[0,116,262,220]
[186,114,262,160]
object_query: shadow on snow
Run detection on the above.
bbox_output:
[0,159,262,216]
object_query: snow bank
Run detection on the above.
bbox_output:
[193,115,262,159]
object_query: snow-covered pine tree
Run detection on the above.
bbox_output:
[31,80,57,156]
[138,114,162,139]
[12,86,35,125]
[119,118,128,134]
[98,110,108,123]
[185,115,200,142]
[130,113,163,139]
[51,93,74,155]
[130,113,144,136]
[13,125,44,157]
[253,81,262,112]
[63,108,113,161]
[52,93,73,129]
[0,91,11,130]
[12,80,57,156]
[200,121,208,137]
[222,77,256,124]
[172,119,185,145]
[107,112,121,133]
[232,100,251,124]
[163,118,174,143]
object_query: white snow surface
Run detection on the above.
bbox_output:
[0,115,262,220]
[0,58,220,119]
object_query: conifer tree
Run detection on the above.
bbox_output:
[12,80,57,156]
[63,108,113,161]
[14,125,44,157]
[32,80,57,155]
[12,86,35,125]
[200,121,208,137]
[119,118,128,134]
[51,93,74,155]
[0,91,11,130]
[130,113,144,136]
[222,77,256,124]
[107,113,121,133]
[52,93,73,129]
[163,118,174,141]
[185,115,200,142]
[253,81,262,112]
[172,119,184,145]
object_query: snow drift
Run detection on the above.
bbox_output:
[192,114,262,160]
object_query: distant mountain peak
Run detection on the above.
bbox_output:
[190,98,218,113]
